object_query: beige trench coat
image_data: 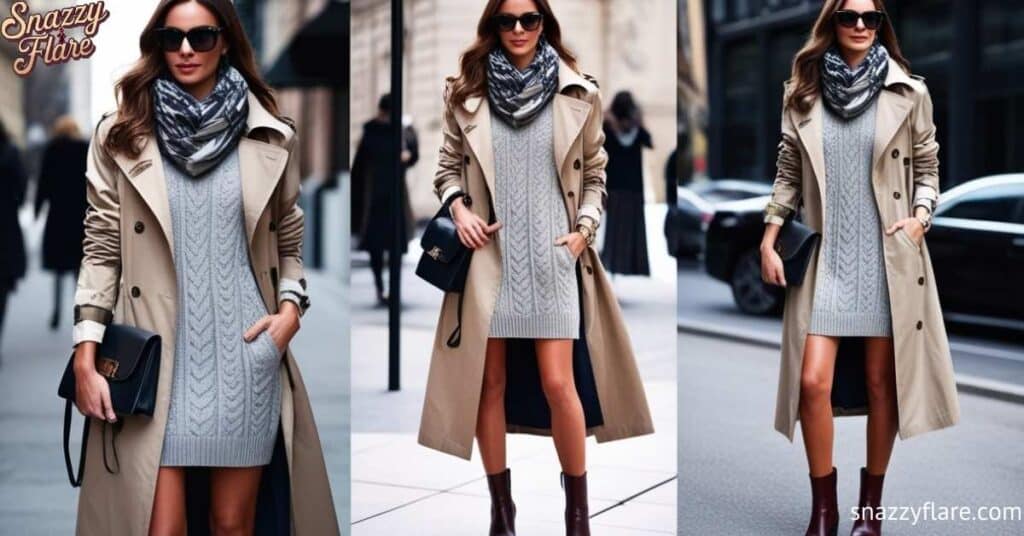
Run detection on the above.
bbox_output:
[72,92,339,535]
[418,60,655,460]
[768,57,960,441]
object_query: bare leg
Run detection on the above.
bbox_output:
[863,336,898,474]
[536,339,586,476]
[148,466,187,536]
[799,334,839,477]
[209,466,264,536]
[477,338,508,475]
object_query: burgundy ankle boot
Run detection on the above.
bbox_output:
[486,468,516,536]
[850,467,885,536]
[806,467,839,536]
[561,471,590,536]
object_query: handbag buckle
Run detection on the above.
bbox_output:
[774,243,783,254]
[97,357,119,378]
[427,246,442,261]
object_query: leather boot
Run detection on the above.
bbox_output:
[561,472,590,536]
[486,468,516,536]
[806,467,839,536]
[850,467,885,536]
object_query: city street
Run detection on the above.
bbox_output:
[350,206,678,534]
[0,211,351,534]
[676,263,1024,535]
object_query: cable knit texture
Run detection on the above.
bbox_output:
[809,99,892,337]
[161,150,282,466]
[489,104,580,339]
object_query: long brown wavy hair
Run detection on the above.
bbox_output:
[447,0,578,107]
[785,0,910,114]
[104,0,287,158]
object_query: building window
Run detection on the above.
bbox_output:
[898,0,952,66]
[236,0,265,63]
[722,38,759,179]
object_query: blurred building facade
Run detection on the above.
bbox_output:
[351,0,677,221]
[678,0,708,185]
[705,0,1024,189]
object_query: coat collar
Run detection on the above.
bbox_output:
[452,57,593,209]
[108,90,292,259]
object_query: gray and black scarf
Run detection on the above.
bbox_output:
[486,36,559,128]
[152,62,249,177]
[821,41,889,119]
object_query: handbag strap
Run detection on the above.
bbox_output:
[102,420,122,475]
[444,189,496,349]
[62,400,89,487]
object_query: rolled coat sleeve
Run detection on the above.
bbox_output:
[909,84,940,213]
[764,84,803,226]
[433,80,465,203]
[578,87,608,232]
[73,116,122,346]
[276,131,310,316]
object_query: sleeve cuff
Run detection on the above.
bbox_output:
[73,320,106,346]
[279,277,310,316]
[440,185,463,204]
[577,205,601,228]
[764,214,786,226]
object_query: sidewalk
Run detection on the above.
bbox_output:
[350,205,677,534]
[0,212,350,532]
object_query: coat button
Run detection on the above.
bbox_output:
[916,320,923,330]
[891,148,900,159]
[567,191,575,198]
[269,221,277,232]
[464,155,470,165]
[130,286,140,298]
[585,265,593,274]
[134,221,144,233]
[903,157,910,165]
[893,191,901,199]
[918,276,925,285]
[573,159,581,170]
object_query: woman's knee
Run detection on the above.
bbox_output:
[209,507,254,536]
[800,371,832,402]
[541,375,578,408]
[480,368,506,402]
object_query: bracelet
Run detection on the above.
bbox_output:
[576,224,594,246]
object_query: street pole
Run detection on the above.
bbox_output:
[387,0,403,391]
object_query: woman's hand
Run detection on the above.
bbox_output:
[555,231,587,259]
[760,244,787,287]
[885,217,924,246]
[452,198,502,249]
[72,342,117,422]
[244,301,301,353]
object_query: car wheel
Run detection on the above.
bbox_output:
[730,248,782,315]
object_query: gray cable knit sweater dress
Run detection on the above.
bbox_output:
[809,98,893,337]
[489,103,580,339]
[160,149,283,467]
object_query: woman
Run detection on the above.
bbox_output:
[351,93,419,305]
[0,119,27,367]
[35,116,89,331]
[759,1,959,535]
[69,1,338,534]
[418,1,653,534]
[600,91,652,276]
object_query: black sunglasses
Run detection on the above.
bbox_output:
[153,25,222,52]
[492,12,543,33]
[834,10,885,30]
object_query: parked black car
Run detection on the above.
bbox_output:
[666,180,772,260]
[704,174,1024,326]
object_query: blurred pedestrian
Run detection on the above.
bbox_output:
[350,93,419,305]
[0,118,28,366]
[68,0,337,533]
[35,115,89,330]
[760,1,958,535]
[601,90,652,276]
[420,1,653,534]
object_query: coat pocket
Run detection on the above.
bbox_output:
[895,226,922,252]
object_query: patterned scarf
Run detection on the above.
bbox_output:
[486,36,559,128]
[821,41,889,119]
[152,62,249,177]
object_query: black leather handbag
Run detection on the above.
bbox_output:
[774,217,820,286]
[57,324,161,487]
[416,191,472,293]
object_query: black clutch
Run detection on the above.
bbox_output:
[415,192,472,293]
[57,324,161,487]
[774,218,820,286]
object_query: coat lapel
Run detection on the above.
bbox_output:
[872,88,913,174]
[112,137,175,258]
[790,98,826,199]
[552,93,591,192]
[238,138,289,247]
[455,96,497,203]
